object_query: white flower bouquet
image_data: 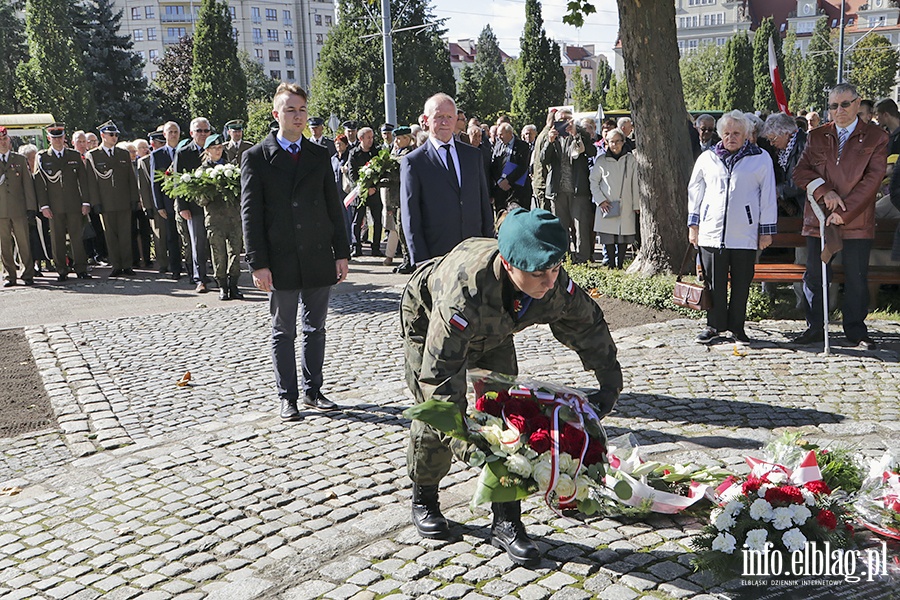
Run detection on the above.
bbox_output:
[854,451,900,541]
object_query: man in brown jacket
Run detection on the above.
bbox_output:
[0,126,37,286]
[793,83,889,349]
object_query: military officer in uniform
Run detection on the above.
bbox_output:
[33,123,92,281]
[0,126,37,286]
[401,208,622,566]
[201,134,244,301]
[308,117,336,156]
[86,121,140,277]
[342,120,359,147]
[224,120,252,164]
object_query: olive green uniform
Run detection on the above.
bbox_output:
[202,161,243,284]
[34,148,90,276]
[400,237,622,485]
[225,139,252,164]
[0,152,37,281]
[86,146,140,271]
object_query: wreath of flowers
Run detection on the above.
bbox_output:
[356,148,399,197]
[156,164,240,206]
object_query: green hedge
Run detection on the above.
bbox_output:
[565,261,774,321]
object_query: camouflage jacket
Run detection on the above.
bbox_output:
[400,237,623,406]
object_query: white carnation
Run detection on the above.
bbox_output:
[194,167,204,177]
[744,529,769,553]
[711,532,737,554]
[801,488,816,506]
[214,164,226,172]
[723,500,744,517]
[714,510,736,531]
[771,506,794,530]
[749,498,774,521]
[782,528,807,553]
[180,173,192,182]
[505,453,533,479]
[789,504,812,525]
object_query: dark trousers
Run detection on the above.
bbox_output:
[131,209,152,266]
[353,195,383,252]
[270,286,330,401]
[184,205,208,283]
[83,209,107,261]
[700,246,756,335]
[164,206,182,275]
[802,237,872,341]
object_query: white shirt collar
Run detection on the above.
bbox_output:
[838,118,859,137]
[428,135,456,152]
[276,133,303,152]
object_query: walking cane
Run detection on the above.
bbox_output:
[807,192,830,355]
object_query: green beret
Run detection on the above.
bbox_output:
[498,208,568,271]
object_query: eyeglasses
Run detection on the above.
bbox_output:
[699,127,715,132]
[827,98,859,111]
[104,132,119,137]
[194,128,211,133]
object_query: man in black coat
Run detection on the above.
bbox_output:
[490,122,532,212]
[173,117,212,292]
[241,83,351,422]
[151,121,187,280]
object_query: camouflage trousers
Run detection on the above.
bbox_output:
[205,205,243,282]
[404,335,518,486]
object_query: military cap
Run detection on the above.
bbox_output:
[47,123,66,138]
[203,133,224,149]
[225,119,244,130]
[97,120,120,134]
[498,208,568,272]
[393,126,412,137]
[342,120,358,131]
[148,131,165,141]
[309,117,325,127]
[380,123,395,133]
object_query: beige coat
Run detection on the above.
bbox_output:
[589,152,639,235]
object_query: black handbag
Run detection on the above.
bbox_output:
[672,246,712,311]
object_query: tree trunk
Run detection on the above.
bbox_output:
[617,0,694,275]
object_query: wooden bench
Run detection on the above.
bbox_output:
[752,217,900,284]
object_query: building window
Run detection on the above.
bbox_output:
[287,70,294,81]
[270,69,281,79]
[165,5,185,19]
[716,37,726,45]
[314,14,322,26]
[229,6,235,18]
[266,8,277,20]
[267,29,279,41]
[269,49,280,62]
[253,27,262,43]
[134,29,144,41]
[149,49,158,61]
[316,33,323,45]
[167,27,187,39]
[252,6,261,22]
[232,27,239,40]
[255,48,263,59]
[145,6,155,19]
[325,15,332,26]
[283,10,291,23]
[285,30,293,43]
[147,27,157,40]
[131,7,141,19]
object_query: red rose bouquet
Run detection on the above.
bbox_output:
[855,451,900,541]
[403,371,608,513]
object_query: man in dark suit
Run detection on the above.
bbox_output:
[241,82,351,422]
[401,93,494,267]
[138,131,168,274]
[173,117,212,293]
[34,123,92,281]
[490,122,532,212]
[0,126,37,286]
[151,121,186,279]
[308,117,337,156]
[86,121,140,277]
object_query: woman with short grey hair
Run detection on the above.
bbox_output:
[762,112,807,217]
[743,113,765,144]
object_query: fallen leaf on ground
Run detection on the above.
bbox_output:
[0,486,22,496]
[176,371,192,387]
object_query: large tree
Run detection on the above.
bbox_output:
[679,43,725,111]
[17,0,94,129]
[189,0,246,129]
[720,31,754,111]
[798,17,836,111]
[0,0,27,114]
[847,33,899,100]
[469,25,511,122]
[82,0,157,137]
[511,0,565,128]
[310,0,453,127]
[456,65,479,117]
[152,36,193,130]
[604,72,629,110]
[752,17,784,113]
[782,29,803,113]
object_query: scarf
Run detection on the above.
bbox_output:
[713,140,761,172]
[777,131,799,172]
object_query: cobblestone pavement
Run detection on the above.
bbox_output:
[2,283,900,600]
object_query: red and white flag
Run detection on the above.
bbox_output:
[768,35,791,115]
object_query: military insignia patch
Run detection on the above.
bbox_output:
[449,314,468,331]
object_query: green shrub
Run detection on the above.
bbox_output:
[565,261,774,321]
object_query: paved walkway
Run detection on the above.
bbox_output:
[1,260,899,600]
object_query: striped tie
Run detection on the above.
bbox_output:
[838,128,849,157]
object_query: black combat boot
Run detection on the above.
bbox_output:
[411,484,449,538]
[228,276,244,300]
[218,279,230,301]
[491,501,540,566]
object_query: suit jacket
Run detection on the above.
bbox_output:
[150,145,177,212]
[34,148,89,215]
[490,137,532,206]
[86,146,140,212]
[136,155,156,213]
[309,136,337,157]
[0,152,37,219]
[793,120,888,239]
[173,141,203,213]
[225,139,253,164]
[241,133,350,290]
[400,138,494,266]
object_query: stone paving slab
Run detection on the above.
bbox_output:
[1,288,900,599]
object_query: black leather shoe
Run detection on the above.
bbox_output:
[395,262,415,275]
[851,336,878,351]
[371,249,385,257]
[3,280,15,288]
[411,484,450,538]
[23,279,34,286]
[303,392,338,411]
[170,271,182,281]
[77,272,91,279]
[123,268,136,276]
[491,501,540,566]
[219,287,230,301]
[109,269,123,277]
[57,274,68,282]
[280,398,301,421]
[229,285,244,300]
[793,328,824,345]
[351,245,364,258]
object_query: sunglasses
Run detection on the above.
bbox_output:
[104,132,119,137]
[827,98,859,111]
[194,128,211,133]
[699,127,715,132]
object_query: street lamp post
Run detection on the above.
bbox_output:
[837,0,846,82]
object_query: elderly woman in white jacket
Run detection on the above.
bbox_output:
[590,128,639,269]
[688,110,777,345]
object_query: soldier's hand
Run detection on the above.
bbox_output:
[158,209,168,220]
[252,268,273,293]
[180,209,192,221]
[586,387,619,419]
[41,208,53,219]
[81,205,91,216]
[688,226,699,247]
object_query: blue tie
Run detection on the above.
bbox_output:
[838,128,849,157]
[288,143,299,155]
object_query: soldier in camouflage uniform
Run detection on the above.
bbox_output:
[400,208,622,566]
[201,135,244,301]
